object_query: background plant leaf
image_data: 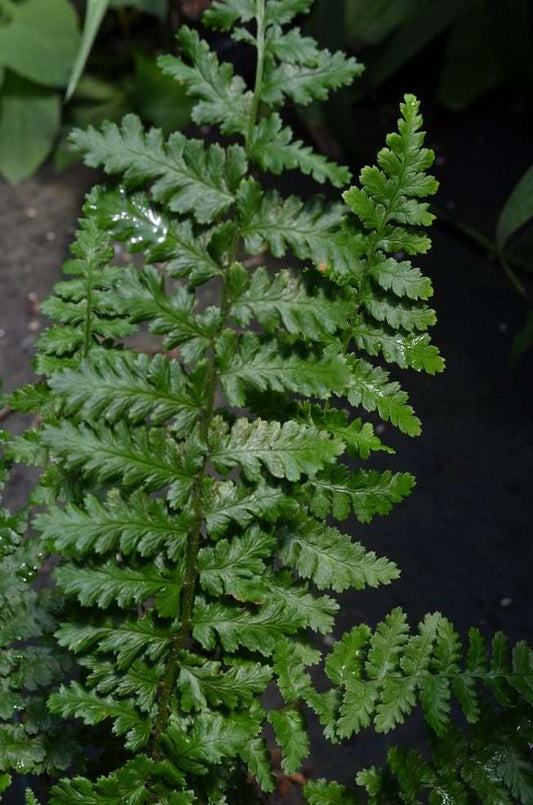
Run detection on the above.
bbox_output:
[0,0,80,88]
[0,72,61,183]
[66,0,111,102]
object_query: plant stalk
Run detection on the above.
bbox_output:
[246,0,267,148]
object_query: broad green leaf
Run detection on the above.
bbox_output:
[0,73,60,183]
[497,164,533,249]
[0,0,80,88]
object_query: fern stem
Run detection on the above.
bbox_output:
[151,241,237,752]
[246,0,267,149]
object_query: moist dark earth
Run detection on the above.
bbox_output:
[0,86,532,801]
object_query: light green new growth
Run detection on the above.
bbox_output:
[1,0,532,802]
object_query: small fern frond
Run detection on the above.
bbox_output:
[332,609,533,740]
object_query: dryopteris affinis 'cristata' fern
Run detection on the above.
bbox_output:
[2,0,532,802]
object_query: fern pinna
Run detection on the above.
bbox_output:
[3,0,533,802]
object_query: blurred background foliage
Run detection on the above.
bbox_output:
[0,0,532,353]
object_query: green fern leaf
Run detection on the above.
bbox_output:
[279,518,399,592]
[238,179,361,275]
[203,0,256,30]
[48,682,150,751]
[49,756,156,805]
[107,266,221,360]
[177,655,271,711]
[262,49,363,106]
[301,404,392,459]
[162,710,262,774]
[87,187,222,285]
[249,114,350,186]
[54,560,182,617]
[268,707,309,774]
[159,28,251,135]
[35,490,191,559]
[369,254,434,301]
[265,570,338,634]
[72,115,246,224]
[351,317,445,373]
[305,466,415,523]
[305,779,360,804]
[192,598,303,656]
[203,478,290,538]
[325,625,371,686]
[228,264,351,340]
[49,352,200,431]
[217,332,350,406]
[197,525,273,598]
[211,417,343,482]
[348,359,421,436]
[55,617,177,669]
[41,422,201,507]
[240,737,276,794]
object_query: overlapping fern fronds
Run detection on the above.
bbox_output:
[1,0,531,802]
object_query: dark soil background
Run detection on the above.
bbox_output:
[1,41,532,802]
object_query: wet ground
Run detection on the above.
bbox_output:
[0,89,532,799]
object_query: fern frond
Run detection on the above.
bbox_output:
[192,598,303,656]
[49,351,200,431]
[304,466,415,523]
[107,266,221,360]
[279,517,399,592]
[203,478,291,538]
[211,416,343,481]
[35,490,191,559]
[54,559,182,617]
[87,187,222,285]
[217,332,350,406]
[268,708,309,774]
[159,27,252,135]
[72,116,247,224]
[177,654,272,711]
[333,609,533,740]
[262,48,362,107]
[238,180,360,274]
[162,709,262,775]
[41,421,201,506]
[49,756,157,805]
[228,263,352,340]
[49,682,150,751]
[249,114,350,186]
